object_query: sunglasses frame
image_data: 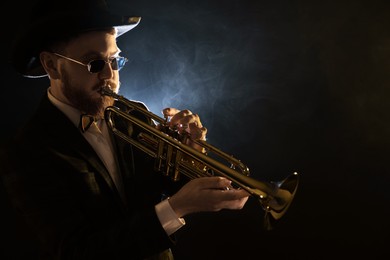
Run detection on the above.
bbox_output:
[53,52,128,73]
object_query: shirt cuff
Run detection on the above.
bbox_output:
[155,198,186,236]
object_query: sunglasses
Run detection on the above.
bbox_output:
[53,53,128,73]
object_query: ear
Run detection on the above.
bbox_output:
[40,52,61,79]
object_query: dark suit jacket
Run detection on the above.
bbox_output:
[1,94,182,259]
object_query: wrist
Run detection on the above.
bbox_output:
[168,195,189,218]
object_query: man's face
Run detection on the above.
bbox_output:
[57,30,121,118]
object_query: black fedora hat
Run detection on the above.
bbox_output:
[11,0,141,78]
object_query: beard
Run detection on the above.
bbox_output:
[61,71,117,118]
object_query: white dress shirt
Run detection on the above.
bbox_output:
[47,88,185,235]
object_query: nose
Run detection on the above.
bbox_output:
[98,60,115,79]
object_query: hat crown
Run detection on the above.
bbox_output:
[26,0,110,25]
[11,0,140,78]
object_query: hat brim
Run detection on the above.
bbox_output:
[11,15,141,78]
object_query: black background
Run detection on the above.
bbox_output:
[1,0,389,259]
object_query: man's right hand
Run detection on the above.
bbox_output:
[167,176,249,218]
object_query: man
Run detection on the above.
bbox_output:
[1,0,249,259]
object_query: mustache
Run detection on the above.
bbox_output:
[98,82,118,92]
[94,83,117,95]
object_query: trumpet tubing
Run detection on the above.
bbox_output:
[100,86,299,229]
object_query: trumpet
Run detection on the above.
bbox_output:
[100,86,299,230]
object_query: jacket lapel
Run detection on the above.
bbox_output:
[36,94,126,208]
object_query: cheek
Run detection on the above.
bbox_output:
[89,91,101,100]
[62,68,92,88]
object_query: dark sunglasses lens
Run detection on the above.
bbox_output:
[89,60,106,73]
[88,57,127,73]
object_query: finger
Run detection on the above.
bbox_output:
[218,195,249,210]
[177,114,203,128]
[162,107,181,118]
[169,109,193,125]
[205,189,249,211]
[221,189,250,199]
[189,125,207,140]
[175,114,206,139]
[217,189,250,203]
[193,177,233,190]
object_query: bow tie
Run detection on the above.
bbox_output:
[79,114,99,133]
